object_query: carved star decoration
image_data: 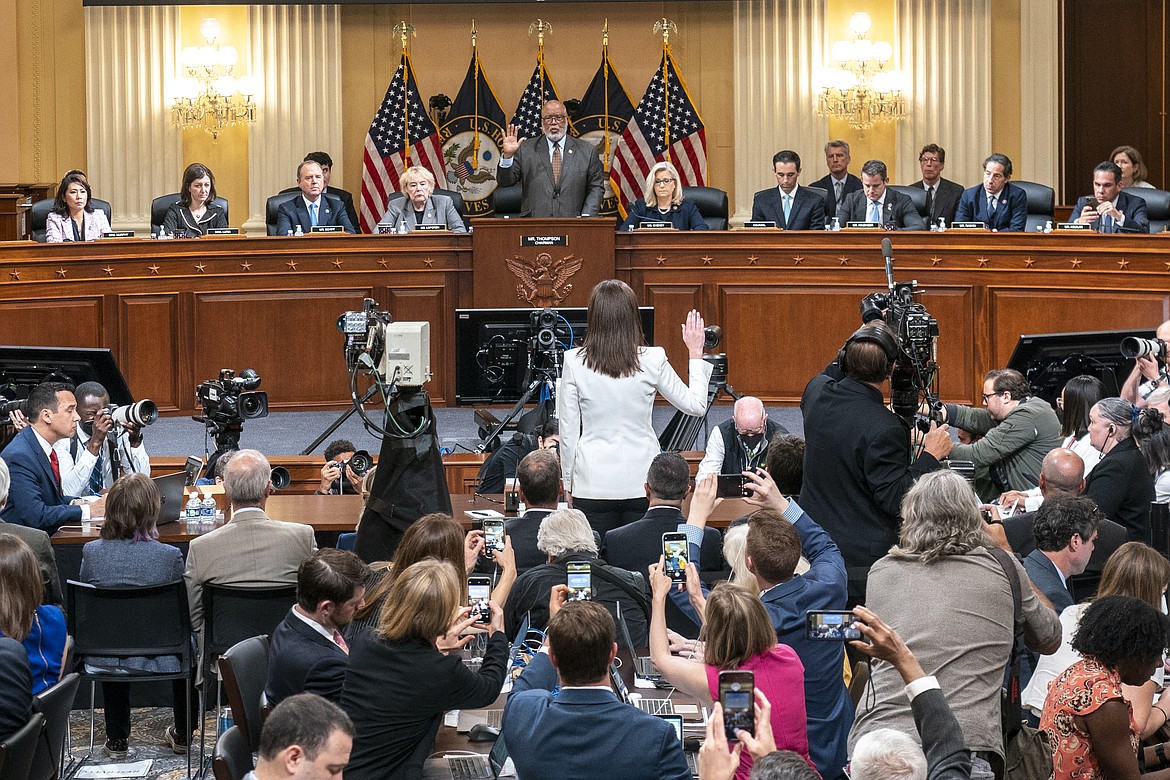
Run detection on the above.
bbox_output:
[422,258,434,268]
[286,260,298,271]
[747,255,758,265]
[1070,258,1082,268]
[976,257,989,267]
[8,270,19,281]
[191,264,204,274]
[240,261,253,271]
[1117,258,1130,269]
[656,255,668,265]
[930,256,942,266]
[701,256,713,265]
[148,264,162,275]
[1023,257,1035,268]
[378,258,389,268]
[792,256,804,266]
[56,268,67,278]
[332,259,344,269]
[102,266,114,276]
[838,256,850,266]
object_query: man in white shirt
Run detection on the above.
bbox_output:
[244,693,353,780]
[53,381,150,496]
[275,161,356,234]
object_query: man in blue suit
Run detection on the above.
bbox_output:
[503,596,690,780]
[1,382,104,534]
[751,150,826,230]
[1023,495,1100,615]
[1072,160,1150,233]
[954,153,1028,231]
[275,161,356,235]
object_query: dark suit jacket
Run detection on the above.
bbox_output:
[503,652,691,780]
[265,608,349,706]
[0,427,82,534]
[751,186,826,230]
[809,173,862,220]
[328,187,359,231]
[602,506,723,574]
[1023,550,1073,614]
[1084,436,1155,544]
[496,135,606,217]
[505,507,555,575]
[619,199,708,231]
[954,182,1028,231]
[909,178,964,225]
[1071,190,1150,233]
[0,636,32,741]
[1003,512,1126,576]
[911,687,972,780]
[0,521,61,604]
[274,193,355,234]
[839,187,927,230]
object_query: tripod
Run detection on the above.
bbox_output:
[658,374,741,452]
[300,384,380,456]
[475,370,556,454]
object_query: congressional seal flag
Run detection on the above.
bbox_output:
[358,48,447,233]
[439,45,508,218]
[571,28,634,219]
[510,19,568,140]
[609,32,707,217]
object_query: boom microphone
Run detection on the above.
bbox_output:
[881,237,895,291]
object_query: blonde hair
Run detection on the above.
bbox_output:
[701,583,776,670]
[641,161,683,206]
[721,525,753,587]
[376,558,461,644]
[399,166,436,197]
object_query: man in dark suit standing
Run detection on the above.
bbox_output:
[839,160,928,230]
[751,150,826,230]
[266,548,366,707]
[1072,160,1150,233]
[505,449,561,575]
[496,100,607,218]
[503,596,691,780]
[809,140,862,221]
[1023,496,1099,614]
[908,144,964,226]
[1,382,104,534]
[275,161,356,234]
[304,151,360,230]
[954,153,1028,231]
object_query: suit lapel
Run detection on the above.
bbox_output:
[25,430,62,499]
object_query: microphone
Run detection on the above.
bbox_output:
[881,237,895,291]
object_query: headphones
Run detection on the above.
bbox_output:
[838,320,900,374]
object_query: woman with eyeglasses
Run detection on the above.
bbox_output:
[619,160,709,231]
[1084,398,1157,543]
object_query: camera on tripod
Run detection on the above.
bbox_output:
[337,298,431,388]
[196,369,269,426]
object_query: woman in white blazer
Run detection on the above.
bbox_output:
[558,279,712,536]
[45,172,111,242]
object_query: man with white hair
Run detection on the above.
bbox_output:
[697,396,788,480]
[503,507,650,643]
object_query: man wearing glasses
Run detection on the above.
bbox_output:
[937,368,1061,501]
[497,100,606,218]
[696,396,788,479]
[907,144,963,226]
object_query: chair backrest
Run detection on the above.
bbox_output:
[30,199,114,242]
[337,532,357,551]
[1123,187,1170,233]
[848,660,870,709]
[1011,180,1055,231]
[30,672,79,780]
[266,191,302,235]
[0,712,46,780]
[802,185,831,227]
[211,725,254,780]
[66,580,192,662]
[681,186,729,230]
[887,185,930,220]
[491,183,523,218]
[434,187,470,230]
[218,635,270,755]
[202,584,296,669]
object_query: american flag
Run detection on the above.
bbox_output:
[510,62,565,141]
[358,53,447,233]
[609,51,707,216]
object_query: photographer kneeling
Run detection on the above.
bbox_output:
[316,439,367,496]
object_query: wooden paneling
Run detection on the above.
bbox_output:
[643,284,703,378]
[384,284,452,405]
[0,297,102,347]
[120,294,181,411]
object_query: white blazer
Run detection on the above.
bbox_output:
[557,346,713,500]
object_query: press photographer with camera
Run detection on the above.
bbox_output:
[1120,320,1170,407]
[316,439,369,496]
[52,381,153,495]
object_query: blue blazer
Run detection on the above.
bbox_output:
[1071,190,1149,233]
[0,426,82,533]
[1023,550,1073,614]
[265,608,349,706]
[954,182,1028,231]
[275,193,355,234]
[751,186,827,230]
[503,652,690,780]
[619,199,709,231]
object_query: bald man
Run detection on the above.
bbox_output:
[1122,319,1170,407]
[696,396,788,480]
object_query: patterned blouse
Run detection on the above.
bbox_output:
[1038,657,1139,779]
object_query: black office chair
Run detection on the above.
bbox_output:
[887,185,930,221]
[681,186,729,230]
[803,185,831,227]
[491,183,523,218]
[377,188,469,231]
[217,635,270,755]
[66,580,196,778]
[1123,187,1170,234]
[1151,502,1169,559]
[265,191,302,235]
[150,193,229,236]
[0,712,46,780]
[29,198,114,243]
[211,725,253,780]
[30,672,80,780]
[1011,180,1055,232]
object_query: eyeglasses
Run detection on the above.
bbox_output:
[919,157,942,164]
[654,179,675,185]
[542,115,568,124]
[981,391,1004,402]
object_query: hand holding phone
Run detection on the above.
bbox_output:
[805,610,863,641]
[482,519,505,561]
[467,576,492,624]
[716,473,749,499]
[718,670,755,742]
[566,562,592,601]
[662,532,689,583]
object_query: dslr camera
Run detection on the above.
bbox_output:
[196,369,269,425]
[1121,336,1167,361]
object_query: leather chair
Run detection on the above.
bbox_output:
[491,183,523,218]
[887,185,930,221]
[265,191,302,235]
[803,185,831,227]
[1011,180,1055,232]
[211,725,253,780]
[30,672,80,780]
[0,712,46,780]
[218,635,270,755]
[150,193,229,236]
[681,186,729,230]
[1123,187,1170,234]
[30,198,113,243]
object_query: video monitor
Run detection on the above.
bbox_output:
[1006,329,1151,406]
[0,346,135,405]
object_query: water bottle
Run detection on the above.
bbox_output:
[157,225,168,240]
[200,494,217,527]
[936,217,947,232]
[293,225,304,237]
[218,706,234,733]
[185,493,201,532]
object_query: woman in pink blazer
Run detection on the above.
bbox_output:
[45,172,110,242]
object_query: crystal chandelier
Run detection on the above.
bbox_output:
[816,13,907,130]
[171,18,259,140]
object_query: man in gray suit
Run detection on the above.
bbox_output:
[0,458,61,604]
[839,159,927,230]
[1024,495,1100,614]
[496,100,607,218]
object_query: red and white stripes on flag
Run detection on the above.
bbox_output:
[358,53,447,233]
[609,50,707,217]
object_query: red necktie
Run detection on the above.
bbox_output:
[49,449,62,492]
[333,630,349,654]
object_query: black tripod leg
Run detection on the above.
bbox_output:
[475,379,543,454]
[300,385,381,456]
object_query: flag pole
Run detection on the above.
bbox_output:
[471,21,480,163]
[529,19,551,99]
[654,18,677,162]
[602,19,611,170]
[395,21,415,166]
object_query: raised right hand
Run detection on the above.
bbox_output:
[501,124,523,158]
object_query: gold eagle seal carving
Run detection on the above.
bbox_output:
[505,252,584,307]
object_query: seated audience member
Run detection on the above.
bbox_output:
[379,165,466,232]
[303,150,359,229]
[316,439,365,495]
[849,470,1060,780]
[0,459,62,604]
[1112,144,1156,189]
[1134,406,1170,502]
[503,507,650,643]
[162,162,228,236]
[809,140,862,220]
[78,473,196,756]
[505,449,561,574]
[954,153,1028,232]
[620,160,709,231]
[275,160,356,234]
[0,627,31,742]
[909,143,964,227]
[1023,496,1101,615]
[55,380,151,495]
[838,159,927,230]
[45,171,111,242]
[940,368,1061,500]
[0,533,65,697]
[1072,161,1149,233]
[266,548,367,707]
[503,594,692,780]
[245,692,354,780]
[1121,319,1170,407]
[1023,542,1170,734]
[185,450,317,640]
[1083,399,1156,543]
[750,150,826,230]
[477,419,559,495]
[764,433,806,498]
[604,452,722,576]
[341,559,507,779]
[696,397,788,480]
[1039,596,1170,779]
[648,563,815,779]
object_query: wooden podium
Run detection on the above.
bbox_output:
[470,218,616,308]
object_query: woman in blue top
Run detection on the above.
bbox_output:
[620,161,709,231]
[0,533,66,696]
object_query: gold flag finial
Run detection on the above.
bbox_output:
[654,17,677,47]
[471,20,477,49]
[528,18,552,48]
[602,18,609,47]
[394,21,416,53]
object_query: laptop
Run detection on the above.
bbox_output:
[657,714,700,778]
[422,732,509,779]
[613,607,677,714]
[615,602,660,678]
[154,472,189,524]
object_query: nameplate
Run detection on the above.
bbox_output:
[743,221,777,229]
[951,222,988,230]
[845,221,881,229]
[413,223,447,232]
[205,228,239,236]
[375,224,397,235]
[100,231,135,239]
[1055,222,1093,231]
[638,221,673,230]
[309,225,345,233]
[521,235,568,247]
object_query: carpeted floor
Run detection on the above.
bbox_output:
[66,707,221,779]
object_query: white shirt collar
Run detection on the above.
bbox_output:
[291,605,336,641]
[31,427,56,458]
[778,185,800,198]
[302,194,322,210]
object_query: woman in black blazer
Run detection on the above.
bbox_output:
[162,162,228,237]
[1085,398,1157,543]
[340,558,508,779]
[619,160,709,231]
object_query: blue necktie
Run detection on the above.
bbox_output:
[782,194,792,223]
[869,200,881,223]
[87,450,104,495]
[988,196,997,214]
[309,203,319,228]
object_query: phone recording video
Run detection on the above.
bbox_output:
[566,562,592,602]
[716,473,749,499]
[805,610,863,641]
[662,532,689,583]
[467,575,492,624]
[482,519,505,561]
[718,670,755,741]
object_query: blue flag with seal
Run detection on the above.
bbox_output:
[571,48,634,220]
[439,51,508,218]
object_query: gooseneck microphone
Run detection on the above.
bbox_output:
[881,237,895,291]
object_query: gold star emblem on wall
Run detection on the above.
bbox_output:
[56,268,67,278]
[792,256,804,266]
[1023,258,1035,268]
[930,256,942,266]
[747,255,758,265]
[1070,258,1082,268]
[656,255,668,265]
[192,264,205,273]
[286,260,298,270]
[102,266,114,276]
[240,261,253,271]
[701,256,713,265]
[976,257,989,267]
[332,259,344,269]
[838,256,850,266]
[8,270,19,281]
[1117,258,1130,269]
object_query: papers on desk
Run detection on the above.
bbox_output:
[75,759,153,778]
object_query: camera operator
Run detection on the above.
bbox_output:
[475,420,560,495]
[51,382,149,495]
[1121,319,1170,407]
[800,321,953,607]
[696,396,787,480]
[316,439,365,496]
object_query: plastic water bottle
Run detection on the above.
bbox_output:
[200,494,217,529]
[293,225,304,237]
[157,225,168,240]
[936,217,947,232]
[185,493,201,531]
[218,707,234,733]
